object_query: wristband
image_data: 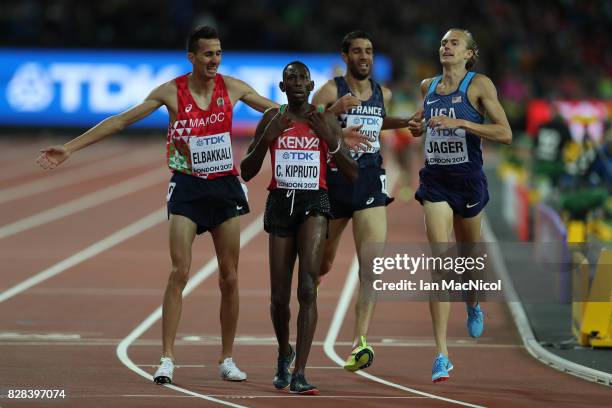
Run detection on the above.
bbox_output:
[329,139,341,155]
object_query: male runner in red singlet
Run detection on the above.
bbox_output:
[36,26,279,385]
[241,61,359,394]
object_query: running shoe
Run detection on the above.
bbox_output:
[219,357,247,381]
[289,373,319,395]
[431,353,454,383]
[153,356,174,384]
[343,336,374,372]
[466,303,484,338]
[273,345,296,389]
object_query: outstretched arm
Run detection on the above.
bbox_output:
[36,82,170,169]
[382,113,424,131]
[380,85,423,131]
[224,76,279,113]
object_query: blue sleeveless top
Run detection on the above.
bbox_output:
[335,76,386,167]
[423,72,484,174]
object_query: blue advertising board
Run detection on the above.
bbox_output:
[0,49,390,132]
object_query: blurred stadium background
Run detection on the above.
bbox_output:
[1,0,611,380]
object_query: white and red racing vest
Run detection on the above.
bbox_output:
[268,118,329,191]
[166,73,237,179]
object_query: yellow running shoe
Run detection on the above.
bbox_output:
[343,336,374,372]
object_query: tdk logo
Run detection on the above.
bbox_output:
[196,135,226,146]
[353,116,380,126]
[431,128,462,137]
[282,151,313,160]
[6,62,181,113]
[286,152,314,160]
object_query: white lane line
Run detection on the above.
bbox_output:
[0,339,522,348]
[0,208,166,303]
[0,147,159,205]
[323,258,486,408]
[113,394,427,399]
[0,144,125,183]
[321,163,485,407]
[482,218,612,385]
[0,168,166,239]
[116,214,264,408]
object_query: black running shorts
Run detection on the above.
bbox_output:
[264,189,330,237]
[167,171,249,234]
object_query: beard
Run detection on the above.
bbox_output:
[348,62,371,80]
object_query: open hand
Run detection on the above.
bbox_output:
[342,125,372,153]
[36,145,71,169]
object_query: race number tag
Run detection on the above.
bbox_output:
[425,127,469,165]
[166,182,176,202]
[189,132,233,174]
[345,114,382,155]
[380,174,388,195]
[274,149,320,190]
[240,182,249,202]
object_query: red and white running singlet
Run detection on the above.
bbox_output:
[166,73,237,179]
[268,118,329,191]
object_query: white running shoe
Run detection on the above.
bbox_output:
[153,357,174,384]
[219,357,247,381]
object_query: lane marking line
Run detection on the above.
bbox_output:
[322,164,486,408]
[0,208,166,303]
[116,214,264,408]
[0,168,166,239]
[0,147,159,205]
[323,257,486,408]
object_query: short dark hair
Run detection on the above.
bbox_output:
[341,30,373,54]
[187,26,219,53]
[283,61,311,77]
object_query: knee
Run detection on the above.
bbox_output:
[319,256,333,277]
[358,264,377,285]
[297,283,316,307]
[270,289,290,310]
[218,270,238,294]
[168,265,189,289]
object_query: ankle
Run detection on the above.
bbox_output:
[219,355,232,364]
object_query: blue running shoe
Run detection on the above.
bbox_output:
[466,303,484,338]
[431,353,454,383]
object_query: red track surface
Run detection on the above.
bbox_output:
[1,138,610,407]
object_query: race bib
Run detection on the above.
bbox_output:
[425,127,469,166]
[345,114,382,155]
[274,149,320,190]
[189,132,233,174]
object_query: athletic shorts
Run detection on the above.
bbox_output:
[327,165,393,219]
[264,189,330,237]
[414,168,489,218]
[167,171,249,234]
